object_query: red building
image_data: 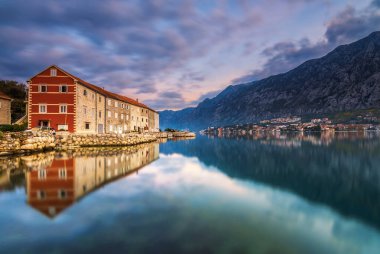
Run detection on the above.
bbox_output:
[28,66,77,132]
[28,65,159,133]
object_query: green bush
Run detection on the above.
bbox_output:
[164,128,178,132]
[0,123,27,132]
[0,131,3,139]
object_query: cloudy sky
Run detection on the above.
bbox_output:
[1,0,379,110]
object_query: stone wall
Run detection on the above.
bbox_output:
[0,131,157,156]
[0,98,11,125]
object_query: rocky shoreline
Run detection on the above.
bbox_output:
[0,131,196,156]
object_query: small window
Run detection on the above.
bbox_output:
[108,99,111,106]
[58,124,68,131]
[141,118,144,122]
[107,110,111,118]
[39,85,47,92]
[121,114,124,120]
[99,96,102,102]
[83,89,87,96]
[58,168,67,179]
[50,68,57,76]
[141,109,143,112]
[85,122,90,130]
[59,85,68,93]
[83,106,87,115]
[99,111,102,118]
[37,190,46,200]
[58,189,67,199]
[60,104,67,113]
[114,101,117,107]
[38,169,47,179]
[39,104,47,113]
[126,115,129,120]
[115,112,118,118]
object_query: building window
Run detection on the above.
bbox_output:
[37,190,46,200]
[115,112,118,118]
[58,124,68,131]
[108,99,111,106]
[39,85,47,92]
[114,101,117,107]
[107,110,111,118]
[99,111,102,118]
[126,115,129,120]
[58,168,67,179]
[141,109,143,112]
[141,118,144,122]
[58,189,67,199]
[38,169,47,179]
[50,68,57,76]
[39,104,47,113]
[121,103,124,108]
[83,106,87,115]
[83,89,87,96]
[121,114,124,120]
[59,85,68,93]
[99,96,102,102]
[109,125,113,131]
[59,104,67,113]
[85,122,90,130]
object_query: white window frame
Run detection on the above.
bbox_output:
[59,104,67,113]
[38,169,47,179]
[50,68,57,76]
[107,110,111,118]
[58,168,67,179]
[59,85,68,93]
[39,85,47,92]
[39,104,47,113]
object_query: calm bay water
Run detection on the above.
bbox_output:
[0,133,380,253]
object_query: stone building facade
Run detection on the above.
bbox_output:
[28,65,159,133]
[0,91,12,125]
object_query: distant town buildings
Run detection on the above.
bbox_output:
[0,91,11,125]
[27,65,159,133]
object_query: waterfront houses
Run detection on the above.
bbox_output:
[27,65,159,133]
[0,91,11,125]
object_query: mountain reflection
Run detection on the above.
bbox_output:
[161,133,380,231]
[0,143,159,218]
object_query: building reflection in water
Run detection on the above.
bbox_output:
[21,143,159,218]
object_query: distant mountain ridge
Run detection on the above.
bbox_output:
[160,31,380,131]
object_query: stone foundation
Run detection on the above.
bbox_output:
[0,131,157,156]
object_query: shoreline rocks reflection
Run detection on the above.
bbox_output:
[0,143,159,218]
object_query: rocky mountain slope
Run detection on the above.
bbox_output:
[160,31,380,131]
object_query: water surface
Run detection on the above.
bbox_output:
[0,133,380,253]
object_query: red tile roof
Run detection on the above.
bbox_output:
[31,65,156,112]
[0,91,11,100]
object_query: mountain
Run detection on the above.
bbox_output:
[160,31,380,131]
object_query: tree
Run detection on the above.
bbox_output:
[0,80,27,122]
